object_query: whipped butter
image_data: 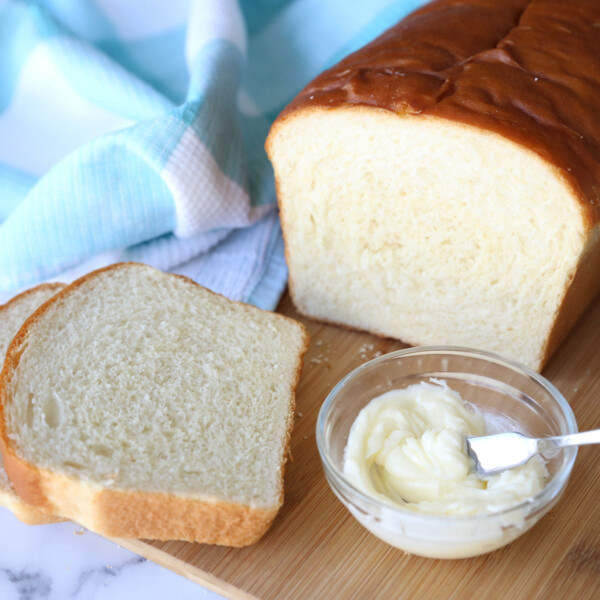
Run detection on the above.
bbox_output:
[343,380,547,516]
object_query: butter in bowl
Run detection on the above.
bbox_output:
[316,347,577,559]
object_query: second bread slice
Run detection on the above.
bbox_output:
[0,283,65,525]
[0,263,309,545]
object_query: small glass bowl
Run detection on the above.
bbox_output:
[316,347,577,559]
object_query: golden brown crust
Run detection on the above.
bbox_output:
[1,448,56,513]
[5,457,279,544]
[540,227,600,369]
[96,490,279,545]
[0,488,59,525]
[2,454,279,543]
[275,0,600,228]
[0,263,309,544]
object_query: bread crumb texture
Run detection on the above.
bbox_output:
[4,265,307,512]
[270,110,588,370]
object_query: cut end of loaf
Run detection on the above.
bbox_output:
[267,106,590,371]
[0,263,308,544]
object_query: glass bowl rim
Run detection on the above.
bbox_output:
[316,345,578,524]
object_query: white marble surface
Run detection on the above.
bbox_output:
[0,508,227,600]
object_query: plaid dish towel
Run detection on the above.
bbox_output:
[0,0,424,308]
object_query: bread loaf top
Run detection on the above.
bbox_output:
[278,0,600,227]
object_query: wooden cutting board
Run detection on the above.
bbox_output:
[118,291,600,600]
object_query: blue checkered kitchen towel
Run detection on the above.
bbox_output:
[0,0,425,309]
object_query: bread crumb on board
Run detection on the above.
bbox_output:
[309,339,332,366]
[358,343,383,361]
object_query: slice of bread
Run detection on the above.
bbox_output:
[0,263,308,545]
[0,283,66,525]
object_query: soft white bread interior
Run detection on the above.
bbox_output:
[0,263,308,544]
[0,283,65,524]
[268,107,594,371]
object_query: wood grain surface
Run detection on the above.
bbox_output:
[118,292,600,600]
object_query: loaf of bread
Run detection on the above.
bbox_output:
[0,283,65,524]
[266,0,600,371]
[0,263,308,545]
